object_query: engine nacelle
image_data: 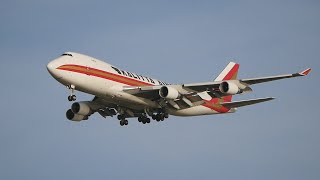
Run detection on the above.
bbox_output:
[66,109,87,121]
[71,102,91,116]
[219,81,241,95]
[159,86,180,100]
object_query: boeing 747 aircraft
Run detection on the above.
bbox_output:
[47,52,311,126]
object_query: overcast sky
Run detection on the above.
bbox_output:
[0,0,319,180]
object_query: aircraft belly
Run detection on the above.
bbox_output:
[108,92,159,109]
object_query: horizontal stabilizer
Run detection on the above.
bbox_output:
[220,97,275,108]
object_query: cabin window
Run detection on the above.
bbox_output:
[111,66,122,75]
[61,53,73,57]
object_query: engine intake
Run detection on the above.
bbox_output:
[66,109,87,121]
[71,102,91,116]
[219,81,241,95]
[159,86,180,100]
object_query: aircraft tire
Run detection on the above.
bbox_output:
[117,115,123,120]
[152,115,156,120]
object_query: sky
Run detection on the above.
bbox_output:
[0,0,319,179]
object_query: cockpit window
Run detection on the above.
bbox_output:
[61,53,73,57]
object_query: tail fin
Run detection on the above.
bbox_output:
[214,62,240,81]
[214,62,240,103]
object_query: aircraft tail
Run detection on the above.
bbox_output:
[214,62,240,103]
[214,62,240,81]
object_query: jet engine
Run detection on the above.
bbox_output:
[71,102,92,116]
[159,86,180,100]
[219,81,241,95]
[66,109,88,121]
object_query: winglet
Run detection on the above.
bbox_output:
[299,68,312,76]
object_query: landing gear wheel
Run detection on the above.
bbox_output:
[155,114,161,122]
[120,119,128,126]
[164,113,169,119]
[146,118,150,123]
[67,95,76,101]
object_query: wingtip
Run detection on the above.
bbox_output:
[300,68,312,76]
[265,97,275,101]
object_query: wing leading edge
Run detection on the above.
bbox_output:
[240,68,312,85]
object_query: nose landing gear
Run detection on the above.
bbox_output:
[67,84,76,101]
[68,95,76,101]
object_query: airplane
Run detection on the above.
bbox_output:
[47,52,311,126]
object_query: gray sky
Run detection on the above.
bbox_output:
[0,0,319,180]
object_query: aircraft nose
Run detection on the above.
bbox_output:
[47,60,63,79]
[47,61,54,72]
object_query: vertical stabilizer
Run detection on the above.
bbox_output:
[214,62,240,81]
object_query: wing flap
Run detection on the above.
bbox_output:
[220,97,275,108]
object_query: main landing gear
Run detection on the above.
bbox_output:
[152,113,168,122]
[67,84,76,101]
[118,114,129,126]
[138,115,151,124]
[116,109,169,126]
[137,112,168,125]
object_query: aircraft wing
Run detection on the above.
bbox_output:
[122,68,311,110]
[182,68,311,92]
[240,68,312,85]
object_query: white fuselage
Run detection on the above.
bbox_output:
[47,52,234,116]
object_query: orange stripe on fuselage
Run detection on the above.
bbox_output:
[57,64,231,113]
[57,64,152,86]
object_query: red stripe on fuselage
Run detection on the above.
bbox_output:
[57,64,152,86]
